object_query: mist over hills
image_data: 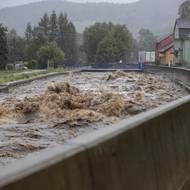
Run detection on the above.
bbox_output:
[0,0,184,36]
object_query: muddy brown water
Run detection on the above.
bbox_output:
[0,72,189,168]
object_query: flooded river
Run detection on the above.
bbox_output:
[0,71,188,167]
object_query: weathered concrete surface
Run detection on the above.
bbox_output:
[0,143,93,190]
[72,95,190,190]
[0,85,8,93]
[179,177,190,190]
[1,66,190,190]
[145,65,190,85]
[1,94,190,190]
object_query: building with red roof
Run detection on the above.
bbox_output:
[155,34,174,65]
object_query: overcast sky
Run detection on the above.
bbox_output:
[0,0,139,9]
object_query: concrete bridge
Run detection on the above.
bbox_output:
[1,65,190,190]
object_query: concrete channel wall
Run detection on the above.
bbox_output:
[0,71,79,93]
[1,66,190,190]
[145,65,190,86]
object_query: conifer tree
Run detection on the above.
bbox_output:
[25,22,33,42]
[38,13,49,36]
[58,13,68,50]
[49,10,58,41]
[58,13,77,63]
[0,24,8,69]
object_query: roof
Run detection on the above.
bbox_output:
[158,43,174,53]
[156,34,174,52]
[175,18,190,29]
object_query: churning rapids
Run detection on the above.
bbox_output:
[0,71,188,167]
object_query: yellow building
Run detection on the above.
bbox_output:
[159,47,174,65]
[156,34,174,66]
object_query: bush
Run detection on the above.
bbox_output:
[28,60,38,69]
[6,64,14,70]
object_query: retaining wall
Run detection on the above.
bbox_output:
[1,66,190,190]
[0,71,79,93]
[145,65,190,85]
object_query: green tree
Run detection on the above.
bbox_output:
[138,28,157,51]
[25,22,33,42]
[110,25,133,62]
[96,25,133,63]
[24,23,35,67]
[37,41,65,69]
[95,36,117,64]
[32,26,48,48]
[179,0,190,18]
[58,13,77,63]
[0,24,8,69]
[83,22,114,63]
[38,13,49,36]
[7,29,25,64]
[23,12,78,68]
[24,25,48,68]
[130,38,139,63]
[49,11,58,41]
[7,29,17,64]
[66,22,77,63]
[58,13,68,50]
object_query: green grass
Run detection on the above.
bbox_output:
[0,71,46,84]
[0,68,68,84]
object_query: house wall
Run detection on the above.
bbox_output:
[174,39,180,65]
[156,34,174,65]
[174,39,190,67]
[159,48,173,65]
[159,53,165,64]
[174,26,179,39]
[166,48,173,65]
[183,39,190,66]
[174,23,190,67]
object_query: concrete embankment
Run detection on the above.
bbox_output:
[0,71,79,93]
[1,66,190,190]
[145,65,190,86]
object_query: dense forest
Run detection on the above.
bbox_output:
[0,11,77,70]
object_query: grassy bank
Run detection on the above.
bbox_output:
[0,68,66,84]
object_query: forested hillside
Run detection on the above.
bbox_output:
[0,0,184,35]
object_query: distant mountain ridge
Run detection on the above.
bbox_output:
[0,0,184,36]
